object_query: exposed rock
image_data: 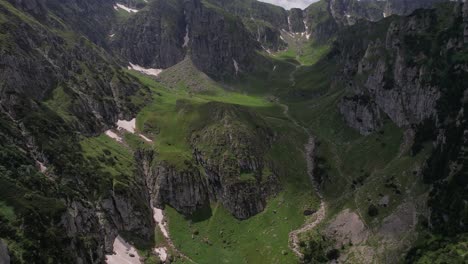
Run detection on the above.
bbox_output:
[112,0,187,69]
[137,103,280,219]
[289,8,306,33]
[187,0,260,79]
[325,209,369,246]
[0,240,10,264]
[339,95,383,135]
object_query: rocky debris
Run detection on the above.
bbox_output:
[105,236,142,264]
[325,209,369,246]
[0,240,10,264]
[378,202,417,240]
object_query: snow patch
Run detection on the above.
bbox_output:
[233,59,239,75]
[128,63,163,77]
[114,3,139,13]
[273,65,277,71]
[153,208,169,238]
[117,118,136,134]
[139,134,153,142]
[106,236,141,264]
[154,247,168,262]
[105,130,123,143]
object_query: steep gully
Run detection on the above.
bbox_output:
[280,102,327,259]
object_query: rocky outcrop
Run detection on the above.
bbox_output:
[339,95,383,135]
[138,103,280,220]
[0,240,10,264]
[141,151,210,215]
[303,0,339,44]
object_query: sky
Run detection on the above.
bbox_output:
[257,0,319,10]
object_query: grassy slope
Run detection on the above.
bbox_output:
[285,57,432,261]
[119,65,320,263]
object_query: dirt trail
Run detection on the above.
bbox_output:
[280,103,327,259]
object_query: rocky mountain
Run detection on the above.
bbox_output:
[0,0,467,263]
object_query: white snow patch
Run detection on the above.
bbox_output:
[233,59,239,75]
[105,130,123,143]
[154,247,168,262]
[139,134,153,142]
[153,208,169,238]
[106,236,141,264]
[183,24,190,48]
[273,65,277,71]
[128,63,163,77]
[117,118,136,134]
[114,3,139,13]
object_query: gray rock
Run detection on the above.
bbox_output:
[0,240,10,264]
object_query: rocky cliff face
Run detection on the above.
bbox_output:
[112,0,260,79]
[333,1,468,247]
[187,0,260,79]
[289,8,306,33]
[112,0,187,69]
[0,0,145,134]
[329,0,447,26]
[0,1,156,262]
[138,103,280,220]
[334,4,460,134]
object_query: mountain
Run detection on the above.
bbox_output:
[0,0,467,263]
